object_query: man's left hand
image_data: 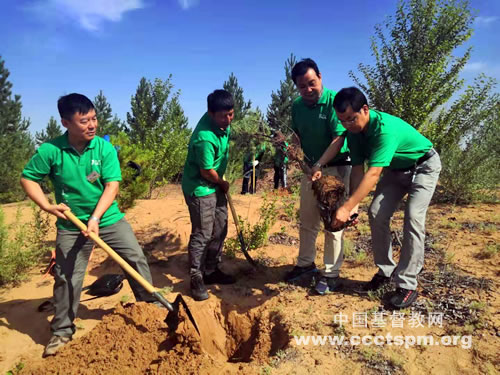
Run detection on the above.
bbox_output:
[311,166,322,181]
[85,218,100,238]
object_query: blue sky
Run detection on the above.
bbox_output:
[1,0,499,133]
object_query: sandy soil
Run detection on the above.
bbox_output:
[0,182,498,375]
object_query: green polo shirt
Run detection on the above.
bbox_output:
[22,132,124,230]
[244,144,266,163]
[348,110,433,169]
[274,141,289,167]
[291,88,349,165]
[182,112,230,197]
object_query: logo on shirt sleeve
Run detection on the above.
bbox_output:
[319,113,327,120]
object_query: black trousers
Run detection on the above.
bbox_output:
[241,162,259,194]
[273,165,287,189]
[184,190,228,277]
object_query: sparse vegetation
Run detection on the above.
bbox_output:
[0,204,51,286]
[476,243,499,259]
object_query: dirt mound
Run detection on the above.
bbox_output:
[20,299,289,375]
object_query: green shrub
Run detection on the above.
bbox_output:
[112,132,154,212]
[224,195,279,256]
[0,204,51,286]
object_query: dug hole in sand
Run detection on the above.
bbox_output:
[20,296,290,374]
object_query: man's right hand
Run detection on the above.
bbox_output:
[219,180,230,193]
[44,203,70,219]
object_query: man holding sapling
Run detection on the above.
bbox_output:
[331,87,441,309]
[284,58,351,296]
[182,89,237,302]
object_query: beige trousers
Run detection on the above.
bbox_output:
[297,165,351,277]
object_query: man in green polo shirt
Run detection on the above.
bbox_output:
[284,58,351,296]
[332,87,441,309]
[182,89,236,301]
[273,134,288,190]
[20,93,156,357]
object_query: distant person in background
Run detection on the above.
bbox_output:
[241,143,266,194]
[20,93,157,358]
[181,89,237,302]
[332,87,441,309]
[273,134,288,190]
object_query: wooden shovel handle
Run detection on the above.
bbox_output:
[64,210,156,294]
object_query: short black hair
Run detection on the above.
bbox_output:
[57,93,95,120]
[333,87,368,113]
[207,90,234,113]
[291,58,320,84]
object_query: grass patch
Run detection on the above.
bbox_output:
[6,362,25,375]
[476,243,499,259]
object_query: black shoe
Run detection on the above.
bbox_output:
[190,274,209,301]
[284,263,318,282]
[357,273,391,293]
[314,276,341,295]
[203,268,236,285]
[388,288,418,309]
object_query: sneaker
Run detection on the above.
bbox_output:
[190,274,209,301]
[203,268,236,285]
[43,335,71,358]
[357,273,391,293]
[388,288,418,309]
[284,263,318,282]
[314,276,341,295]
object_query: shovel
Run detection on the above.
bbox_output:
[225,192,257,268]
[63,210,200,334]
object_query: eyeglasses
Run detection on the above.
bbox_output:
[339,112,360,125]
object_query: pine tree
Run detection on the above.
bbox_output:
[223,73,251,121]
[267,53,299,135]
[94,90,126,136]
[0,57,34,203]
[126,76,191,195]
[35,116,63,145]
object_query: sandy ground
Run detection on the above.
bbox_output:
[0,182,498,374]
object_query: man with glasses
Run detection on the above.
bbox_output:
[284,58,351,296]
[331,87,441,309]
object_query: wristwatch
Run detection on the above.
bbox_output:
[313,162,322,169]
[89,216,101,224]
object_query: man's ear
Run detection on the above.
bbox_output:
[61,118,69,129]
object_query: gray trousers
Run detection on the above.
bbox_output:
[184,189,228,277]
[368,153,441,290]
[52,218,154,337]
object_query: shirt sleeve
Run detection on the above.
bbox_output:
[329,109,347,138]
[291,104,299,136]
[21,144,52,182]
[101,144,122,183]
[195,140,216,170]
